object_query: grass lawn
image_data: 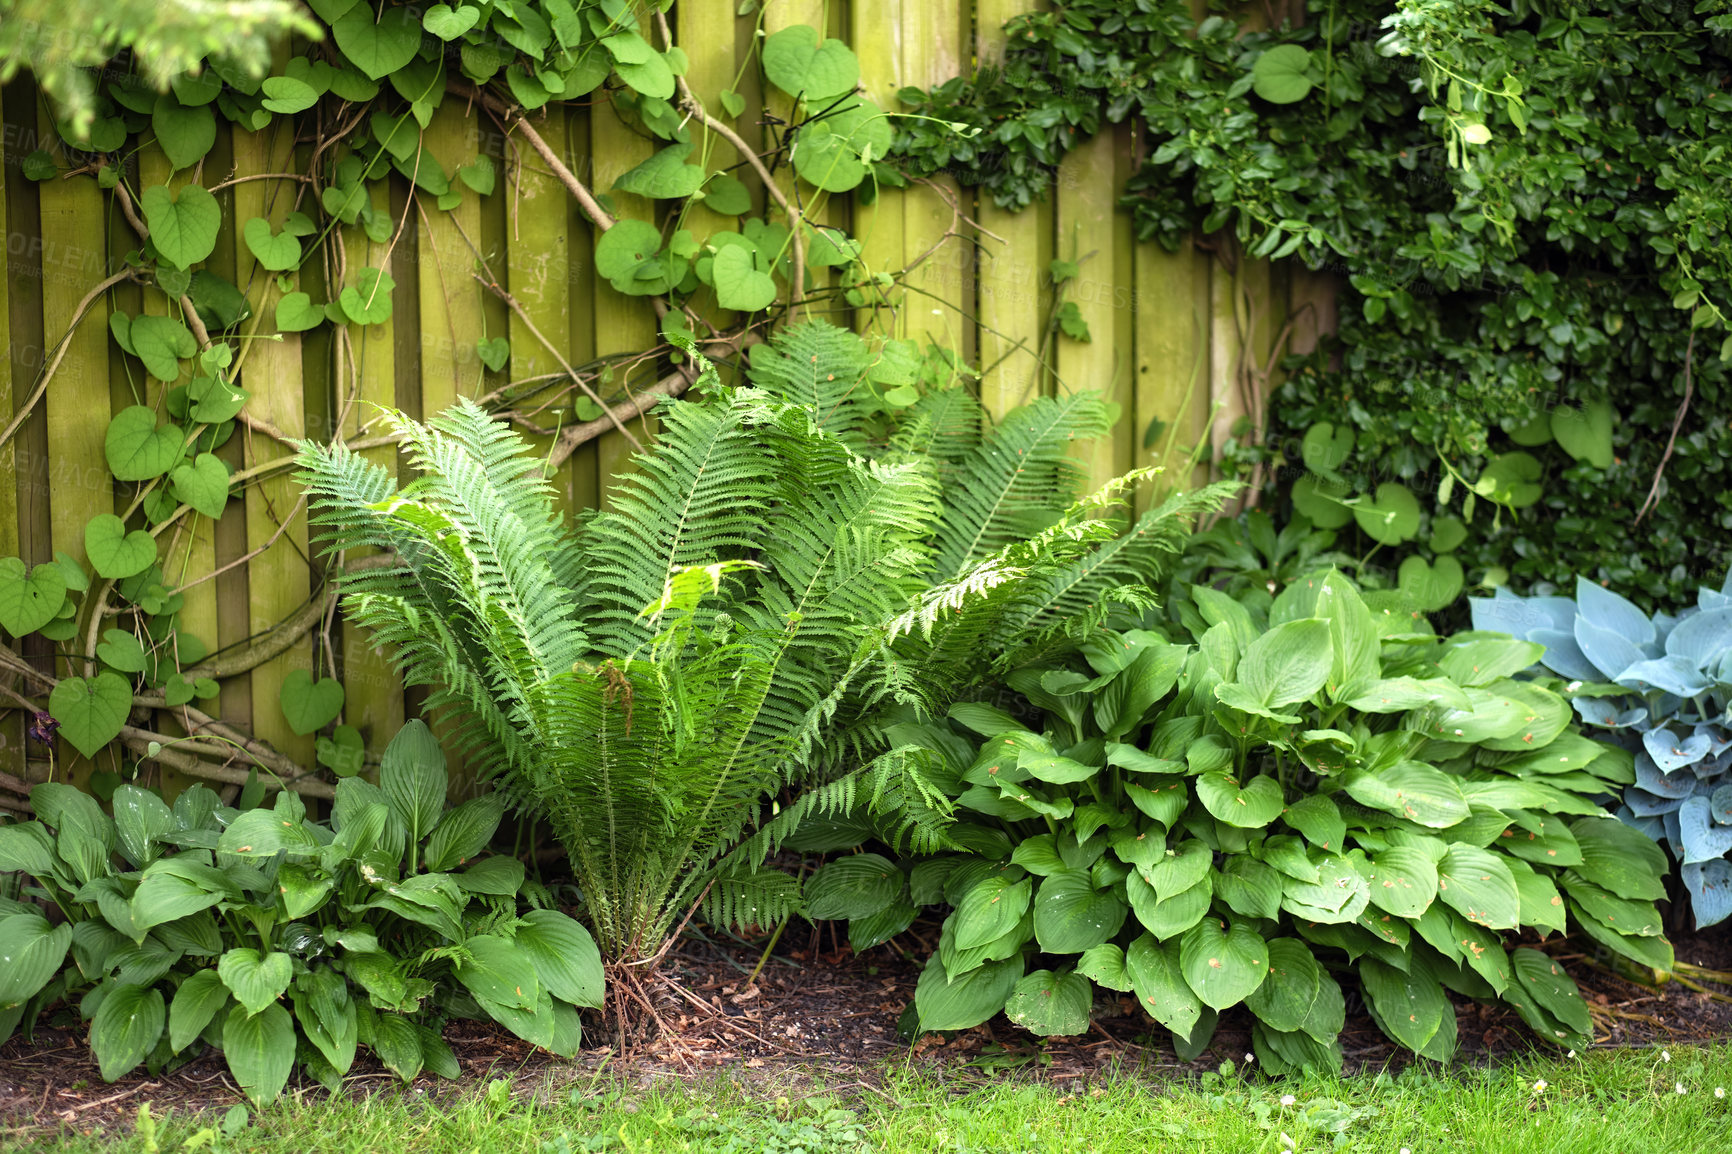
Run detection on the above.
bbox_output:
[11,1043,1731,1154]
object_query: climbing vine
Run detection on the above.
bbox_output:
[891,0,1732,606]
[1,1,968,806]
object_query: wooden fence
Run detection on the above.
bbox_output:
[0,0,1332,797]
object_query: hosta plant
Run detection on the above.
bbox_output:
[295,328,1232,1020]
[811,570,1670,1070]
[1472,572,1732,927]
[0,722,599,1102]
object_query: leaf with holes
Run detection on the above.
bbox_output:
[1004,968,1092,1037]
[1125,933,1202,1038]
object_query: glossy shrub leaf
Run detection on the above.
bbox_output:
[90,983,165,1081]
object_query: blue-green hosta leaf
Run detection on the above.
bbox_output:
[1004,968,1092,1037]
[1644,727,1711,772]
[1679,796,1732,864]
[1682,860,1732,928]
[1575,576,1655,647]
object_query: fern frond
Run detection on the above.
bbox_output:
[700,869,805,932]
[929,391,1115,581]
[744,320,874,450]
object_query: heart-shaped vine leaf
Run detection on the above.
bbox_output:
[259,76,320,115]
[95,629,149,674]
[1352,482,1421,545]
[424,3,481,40]
[106,406,185,481]
[171,452,232,518]
[49,672,132,758]
[275,293,326,333]
[243,217,302,272]
[613,142,706,200]
[594,219,663,281]
[1301,421,1354,476]
[1550,400,1615,469]
[1397,555,1465,612]
[141,184,221,270]
[1252,45,1313,104]
[128,316,197,382]
[458,156,495,196]
[0,559,67,637]
[476,337,510,372]
[761,25,860,101]
[338,268,395,326]
[187,375,250,424]
[85,514,159,579]
[332,4,425,81]
[280,669,344,735]
[1475,452,1544,509]
[151,95,216,170]
[712,244,777,312]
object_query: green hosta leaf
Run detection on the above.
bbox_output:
[1570,816,1668,901]
[168,969,229,1051]
[0,821,56,876]
[1032,870,1128,954]
[216,807,319,858]
[1178,918,1268,1010]
[1339,676,1472,713]
[219,948,293,1015]
[141,184,220,269]
[1139,839,1211,901]
[293,970,358,1075]
[1358,846,1439,919]
[279,669,344,736]
[422,794,506,872]
[1436,845,1520,930]
[515,910,603,1009]
[380,720,445,843]
[454,935,539,1011]
[1563,877,1661,937]
[613,141,705,199]
[333,4,424,80]
[1004,969,1092,1037]
[371,1012,424,1081]
[171,453,231,518]
[760,25,860,101]
[1352,482,1421,545]
[1125,933,1201,1038]
[0,914,71,1008]
[712,244,778,312]
[106,406,185,481]
[914,953,1022,1032]
[224,1003,295,1104]
[1224,617,1333,711]
[1341,762,1471,828]
[151,96,216,170]
[1252,44,1313,104]
[0,558,66,637]
[1550,400,1615,469]
[1076,943,1132,992]
[1504,859,1567,936]
[1126,871,1212,940]
[90,983,165,1081]
[1567,898,1673,971]
[805,854,903,920]
[1195,772,1284,828]
[243,217,301,272]
[1281,855,1370,924]
[1244,938,1324,1033]
[952,874,1031,951]
[1359,957,1449,1056]
[110,784,170,870]
[275,864,333,919]
[48,672,132,758]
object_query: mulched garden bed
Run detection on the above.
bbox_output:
[5,920,1732,1141]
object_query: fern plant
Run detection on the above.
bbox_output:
[295,327,1229,1003]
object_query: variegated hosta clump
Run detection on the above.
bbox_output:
[827,570,1669,1070]
[1473,571,1732,927]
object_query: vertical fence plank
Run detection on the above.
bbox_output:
[233,129,313,774]
[0,95,17,782]
[561,106,600,516]
[1134,230,1213,509]
[337,180,405,765]
[975,0,1045,421]
[899,1,969,350]
[1055,128,1131,494]
[849,0,905,336]
[37,108,113,783]
[418,105,487,417]
[507,108,573,512]
[590,91,657,507]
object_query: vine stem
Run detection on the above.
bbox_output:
[449,80,616,231]
[473,275,645,453]
[0,270,135,448]
[1635,329,1694,525]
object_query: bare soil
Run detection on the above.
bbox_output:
[5,919,1732,1140]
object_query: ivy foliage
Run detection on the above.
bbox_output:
[890,0,1732,607]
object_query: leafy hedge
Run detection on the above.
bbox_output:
[890,0,1732,608]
